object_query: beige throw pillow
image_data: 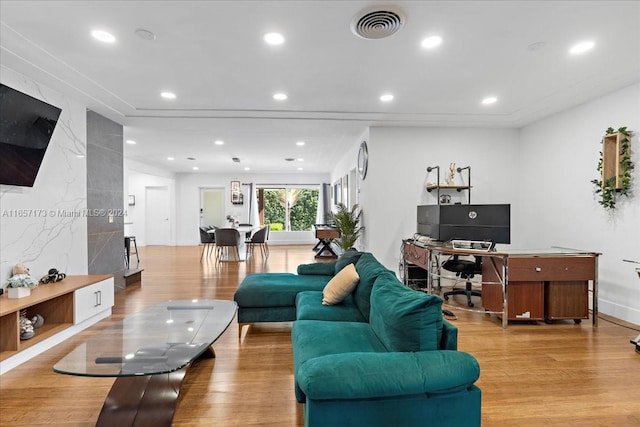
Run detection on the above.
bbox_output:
[322,263,360,305]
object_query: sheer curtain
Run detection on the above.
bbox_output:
[249,183,260,226]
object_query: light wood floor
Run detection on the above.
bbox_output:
[1,245,639,426]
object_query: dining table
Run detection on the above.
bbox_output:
[207,225,255,239]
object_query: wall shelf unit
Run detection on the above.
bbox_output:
[426,165,472,204]
[601,132,628,189]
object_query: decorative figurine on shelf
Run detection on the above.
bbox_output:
[39,268,66,284]
[4,264,39,289]
[446,163,456,185]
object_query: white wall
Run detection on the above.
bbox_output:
[1,66,88,280]
[519,83,640,324]
[175,172,330,245]
[351,127,520,272]
[124,159,176,246]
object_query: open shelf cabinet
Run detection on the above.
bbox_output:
[601,132,628,189]
[0,275,112,365]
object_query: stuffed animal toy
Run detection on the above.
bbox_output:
[4,264,39,289]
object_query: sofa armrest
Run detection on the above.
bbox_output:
[297,261,336,276]
[297,350,480,400]
[441,319,458,350]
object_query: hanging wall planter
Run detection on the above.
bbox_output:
[591,127,634,209]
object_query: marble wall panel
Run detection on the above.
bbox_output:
[1,66,88,281]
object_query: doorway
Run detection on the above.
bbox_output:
[200,188,225,228]
[145,186,170,245]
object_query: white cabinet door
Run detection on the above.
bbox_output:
[74,278,114,324]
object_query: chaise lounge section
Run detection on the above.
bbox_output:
[233,251,481,426]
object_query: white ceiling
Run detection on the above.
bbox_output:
[1,1,639,174]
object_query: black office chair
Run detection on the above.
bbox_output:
[442,255,482,307]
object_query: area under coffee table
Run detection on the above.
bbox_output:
[54,299,237,426]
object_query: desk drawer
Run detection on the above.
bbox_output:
[508,256,595,281]
[404,243,429,270]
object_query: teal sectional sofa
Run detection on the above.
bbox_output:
[233,251,481,426]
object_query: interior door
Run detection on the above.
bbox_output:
[146,186,170,245]
[200,188,225,227]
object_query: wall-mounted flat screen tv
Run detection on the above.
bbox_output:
[0,84,62,187]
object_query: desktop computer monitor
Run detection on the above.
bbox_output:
[417,204,510,244]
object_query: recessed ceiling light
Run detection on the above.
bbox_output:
[244,167,251,171]
[214,140,224,145]
[167,157,174,161]
[273,93,288,101]
[569,41,595,55]
[421,36,442,49]
[91,30,116,43]
[125,139,136,145]
[264,32,285,45]
[192,166,199,171]
[297,158,304,162]
[380,94,394,102]
[481,96,498,105]
[296,141,305,146]
[297,167,304,171]
[161,91,176,99]
[76,154,85,158]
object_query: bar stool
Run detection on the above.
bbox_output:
[125,236,140,267]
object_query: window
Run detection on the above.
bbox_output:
[258,187,319,231]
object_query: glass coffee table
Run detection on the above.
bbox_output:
[54,299,237,426]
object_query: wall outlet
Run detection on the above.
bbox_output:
[108,215,114,223]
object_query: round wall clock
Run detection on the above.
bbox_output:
[357,141,368,179]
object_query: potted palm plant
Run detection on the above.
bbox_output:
[330,203,364,252]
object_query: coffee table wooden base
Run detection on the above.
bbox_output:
[97,347,215,427]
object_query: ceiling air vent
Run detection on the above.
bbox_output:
[232,157,240,163]
[350,6,405,40]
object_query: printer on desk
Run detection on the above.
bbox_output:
[417,204,511,245]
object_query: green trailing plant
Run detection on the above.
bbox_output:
[330,203,364,251]
[591,126,634,209]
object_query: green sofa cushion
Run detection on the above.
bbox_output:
[353,253,392,321]
[369,272,443,352]
[292,319,386,402]
[296,291,366,322]
[297,261,336,276]
[234,273,330,307]
[298,350,481,400]
[334,249,363,274]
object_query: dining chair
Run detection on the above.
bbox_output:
[199,227,216,261]
[214,228,242,262]
[245,226,269,259]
